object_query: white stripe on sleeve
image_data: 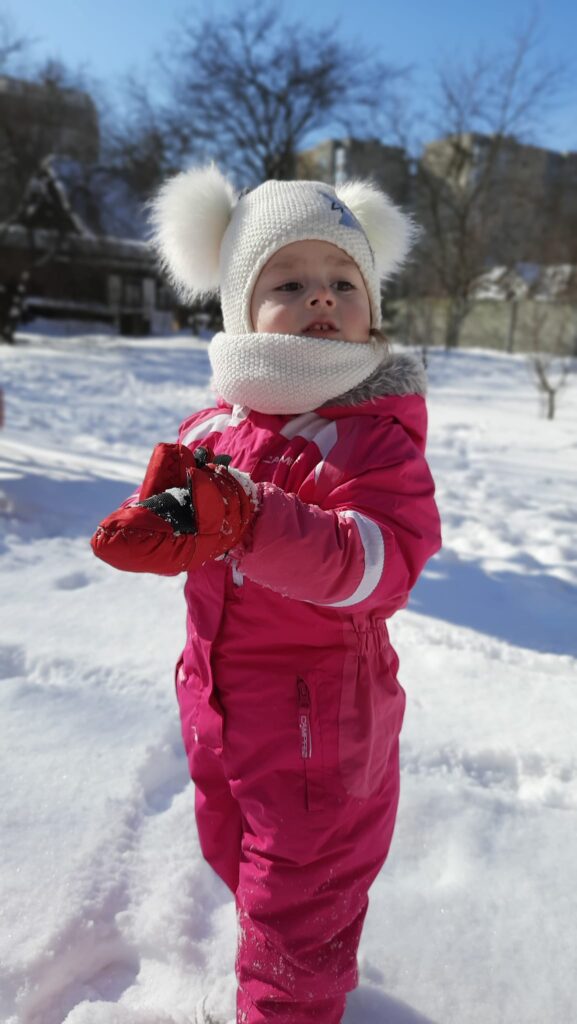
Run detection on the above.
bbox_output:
[312,420,339,459]
[181,412,237,446]
[280,412,328,441]
[313,421,339,481]
[324,511,385,608]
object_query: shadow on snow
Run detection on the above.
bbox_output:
[345,984,440,1024]
[410,550,577,657]
[0,470,134,548]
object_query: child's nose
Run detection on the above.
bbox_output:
[306,284,335,307]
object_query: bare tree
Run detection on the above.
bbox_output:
[0,53,105,343]
[99,77,178,232]
[0,12,27,66]
[527,305,574,420]
[0,156,80,343]
[150,0,407,187]
[412,15,567,349]
[0,14,31,222]
[0,56,100,221]
[402,291,435,367]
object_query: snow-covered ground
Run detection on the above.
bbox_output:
[1,331,576,1024]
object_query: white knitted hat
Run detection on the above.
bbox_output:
[150,165,415,334]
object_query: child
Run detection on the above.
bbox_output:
[92,166,442,1024]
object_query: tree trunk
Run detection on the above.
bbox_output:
[0,284,18,344]
[506,299,518,353]
[0,271,30,344]
[444,298,469,349]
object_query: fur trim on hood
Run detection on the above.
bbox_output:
[329,350,427,407]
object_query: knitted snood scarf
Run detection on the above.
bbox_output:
[209,331,386,415]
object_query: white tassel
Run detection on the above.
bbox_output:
[149,163,237,300]
[335,180,417,279]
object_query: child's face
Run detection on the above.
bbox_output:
[250,240,372,343]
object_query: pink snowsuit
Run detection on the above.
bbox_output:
[167,354,441,1022]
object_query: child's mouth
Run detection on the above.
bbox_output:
[303,321,338,336]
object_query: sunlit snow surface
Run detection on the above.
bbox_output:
[1,331,576,1024]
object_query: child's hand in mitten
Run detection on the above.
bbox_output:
[91,443,258,575]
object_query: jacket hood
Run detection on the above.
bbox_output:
[328,350,426,406]
[320,350,429,452]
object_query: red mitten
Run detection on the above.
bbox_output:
[91,443,256,575]
[138,441,198,500]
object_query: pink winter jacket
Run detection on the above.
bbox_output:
[169,351,441,808]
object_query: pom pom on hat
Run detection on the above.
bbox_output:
[149,163,236,300]
[335,179,417,279]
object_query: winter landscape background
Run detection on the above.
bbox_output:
[1,329,576,1024]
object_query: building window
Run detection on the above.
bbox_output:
[107,274,121,307]
[123,278,142,308]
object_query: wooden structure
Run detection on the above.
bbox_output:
[0,160,172,337]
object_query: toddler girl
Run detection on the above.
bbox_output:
[92,166,442,1024]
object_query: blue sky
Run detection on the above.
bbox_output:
[4,0,577,152]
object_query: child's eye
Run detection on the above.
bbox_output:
[276,281,302,292]
[335,280,355,291]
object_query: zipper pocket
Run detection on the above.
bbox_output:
[297,677,312,760]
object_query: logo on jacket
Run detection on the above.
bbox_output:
[299,713,312,759]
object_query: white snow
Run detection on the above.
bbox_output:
[0,331,575,1024]
[164,487,190,506]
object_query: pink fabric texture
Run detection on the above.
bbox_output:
[170,389,441,1022]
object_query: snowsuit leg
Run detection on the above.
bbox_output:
[179,623,404,1022]
[192,742,243,894]
[177,645,243,894]
[234,744,400,1023]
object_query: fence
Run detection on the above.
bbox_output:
[394,298,576,353]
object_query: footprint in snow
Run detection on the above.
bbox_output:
[54,570,92,591]
[0,643,26,679]
[62,1002,190,1023]
[137,733,190,816]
